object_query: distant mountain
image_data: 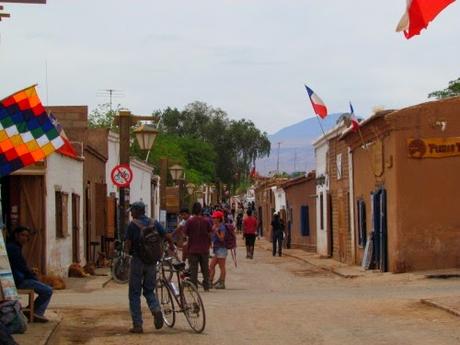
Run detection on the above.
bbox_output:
[256,113,342,175]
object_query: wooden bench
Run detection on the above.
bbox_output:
[17,289,34,322]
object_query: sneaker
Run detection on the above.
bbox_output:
[153,310,164,330]
[214,281,226,289]
[33,314,49,323]
[129,326,143,334]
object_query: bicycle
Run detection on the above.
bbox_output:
[111,240,130,284]
[155,257,206,333]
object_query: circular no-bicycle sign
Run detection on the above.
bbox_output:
[111,164,133,188]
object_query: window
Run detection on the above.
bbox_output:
[357,199,367,247]
[301,206,310,236]
[56,191,69,238]
[320,193,324,230]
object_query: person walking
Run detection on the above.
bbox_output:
[124,201,174,334]
[209,211,227,289]
[184,202,212,291]
[271,213,284,257]
[6,226,53,323]
[243,209,257,259]
[173,208,190,262]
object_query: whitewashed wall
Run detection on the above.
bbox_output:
[45,153,84,276]
[314,142,329,257]
[130,158,153,215]
[273,187,286,213]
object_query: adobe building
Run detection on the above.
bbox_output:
[342,96,460,272]
[281,172,317,252]
[327,123,355,264]
[47,106,108,264]
[254,177,287,239]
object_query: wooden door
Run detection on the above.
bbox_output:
[17,176,46,273]
[72,194,81,263]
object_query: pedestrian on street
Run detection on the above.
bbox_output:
[209,210,227,289]
[6,226,53,323]
[243,209,257,259]
[184,202,212,291]
[124,201,174,334]
[271,213,284,257]
[173,208,190,262]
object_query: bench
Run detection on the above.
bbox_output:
[17,289,34,322]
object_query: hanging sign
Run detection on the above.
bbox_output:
[111,164,133,188]
[408,137,460,159]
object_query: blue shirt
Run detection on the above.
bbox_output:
[125,215,166,257]
[212,224,226,249]
[6,241,37,285]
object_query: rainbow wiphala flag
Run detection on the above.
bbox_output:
[0,85,64,177]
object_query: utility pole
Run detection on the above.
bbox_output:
[276,142,281,174]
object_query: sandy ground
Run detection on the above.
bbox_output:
[48,240,460,345]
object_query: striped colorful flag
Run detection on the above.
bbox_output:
[304,85,328,119]
[0,85,64,177]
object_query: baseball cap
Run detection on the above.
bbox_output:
[211,211,224,219]
[128,201,146,211]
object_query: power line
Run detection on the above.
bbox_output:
[96,89,124,112]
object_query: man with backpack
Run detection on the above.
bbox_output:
[124,201,174,334]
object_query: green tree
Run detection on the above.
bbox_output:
[88,103,121,128]
[428,77,460,99]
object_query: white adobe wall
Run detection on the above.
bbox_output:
[315,142,329,257]
[130,158,153,215]
[45,153,84,277]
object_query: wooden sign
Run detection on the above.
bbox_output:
[408,137,460,159]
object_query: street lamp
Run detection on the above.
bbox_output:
[133,124,158,161]
[169,164,184,182]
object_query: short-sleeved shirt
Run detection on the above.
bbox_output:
[184,216,212,254]
[125,215,166,257]
[243,216,257,235]
[212,224,226,249]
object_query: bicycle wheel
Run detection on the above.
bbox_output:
[111,255,130,284]
[181,280,206,333]
[155,281,175,327]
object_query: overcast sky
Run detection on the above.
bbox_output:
[0,0,459,134]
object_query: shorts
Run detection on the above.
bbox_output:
[245,234,256,247]
[213,247,228,259]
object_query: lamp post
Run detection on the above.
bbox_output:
[169,164,185,209]
[115,109,159,241]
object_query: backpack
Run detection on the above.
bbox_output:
[133,219,162,264]
[224,223,237,250]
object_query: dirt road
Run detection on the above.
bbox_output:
[49,241,460,345]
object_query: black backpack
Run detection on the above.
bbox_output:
[133,219,162,264]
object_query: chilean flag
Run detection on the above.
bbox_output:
[396,0,455,39]
[305,85,328,119]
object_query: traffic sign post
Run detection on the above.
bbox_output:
[111,164,133,188]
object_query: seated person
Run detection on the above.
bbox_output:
[6,226,53,323]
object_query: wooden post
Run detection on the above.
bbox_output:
[117,110,131,240]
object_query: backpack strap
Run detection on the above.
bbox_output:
[132,218,155,232]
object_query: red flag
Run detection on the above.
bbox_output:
[396,0,455,39]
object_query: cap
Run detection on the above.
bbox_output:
[129,201,146,211]
[211,211,224,219]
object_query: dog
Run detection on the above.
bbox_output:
[31,268,66,290]
[68,263,90,278]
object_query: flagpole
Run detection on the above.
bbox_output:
[314,114,327,137]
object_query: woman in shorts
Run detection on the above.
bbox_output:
[209,211,227,289]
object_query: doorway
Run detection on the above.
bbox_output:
[72,194,81,263]
[372,188,388,272]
